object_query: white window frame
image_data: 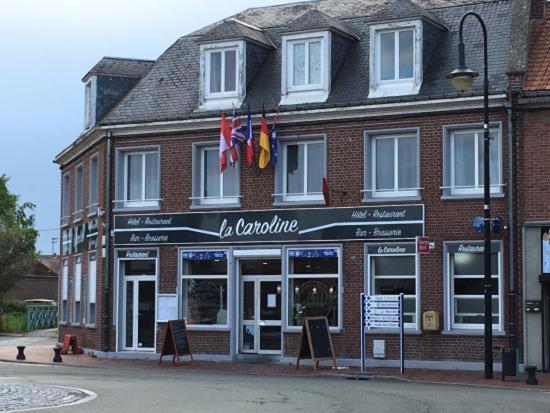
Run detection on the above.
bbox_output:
[198,146,240,205]
[122,150,160,208]
[87,252,97,326]
[73,164,84,222]
[84,76,97,129]
[61,172,71,226]
[281,139,325,202]
[179,249,230,330]
[369,20,422,98]
[88,153,99,216]
[449,129,502,196]
[285,246,343,332]
[370,134,419,198]
[445,244,503,332]
[60,258,68,323]
[199,41,245,110]
[365,246,420,330]
[280,31,331,106]
[73,255,82,324]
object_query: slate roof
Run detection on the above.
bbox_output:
[200,19,275,48]
[283,9,359,39]
[524,5,550,91]
[82,57,155,82]
[100,0,513,125]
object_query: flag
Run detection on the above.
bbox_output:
[270,116,278,166]
[230,109,245,166]
[219,113,231,173]
[245,104,254,166]
[258,106,270,169]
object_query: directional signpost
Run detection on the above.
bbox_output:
[360,293,405,374]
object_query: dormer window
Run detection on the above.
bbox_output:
[200,41,245,110]
[369,21,422,98]
[280,32,330,106]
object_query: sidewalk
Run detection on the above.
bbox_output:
[1,345,549,391]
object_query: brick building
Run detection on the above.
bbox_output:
[4,255,60,302]
[53,0,534,370]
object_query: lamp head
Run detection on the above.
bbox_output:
[448,67,479,92]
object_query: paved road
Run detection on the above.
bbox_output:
[0,362,548,413]
[0,329,57,347]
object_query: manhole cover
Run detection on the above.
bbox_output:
[0,383,96,412]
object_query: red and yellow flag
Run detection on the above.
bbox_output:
[258,109,270,169]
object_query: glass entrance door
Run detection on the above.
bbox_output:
[240,278,282,354]
[123,279,156,351]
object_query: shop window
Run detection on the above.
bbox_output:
[275,137,326,204]
[364,131,419,199]
[191,144,240,207]
[88,252,97,325]
[61,172,71,227]
[60,258,68,322]
[280,32,330,105]
[116,148,160,209]
[445,242,502,330]
[367,251,418,328]
[74,164,83,222]
[287,248,341,329]
[89,154,99,215]
[369,21,422,98]
[73,256,82,324]
[443,126,502,197]
[181,251,228,328]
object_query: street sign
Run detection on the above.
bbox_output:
[360,293,405,375]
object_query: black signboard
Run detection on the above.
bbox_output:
[296,317,336,371]
[114,205,424,245]
[158,320,193,365]
[366,243,416,255]
[116,249,158,259]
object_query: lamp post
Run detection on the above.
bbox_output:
[448,12,493,380]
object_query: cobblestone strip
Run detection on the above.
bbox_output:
[0,384,96,412]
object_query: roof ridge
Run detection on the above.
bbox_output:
[100,56,156,63]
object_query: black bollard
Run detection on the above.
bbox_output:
[525,365,538,385]
[16,346,26,360]
[53,346,63,363]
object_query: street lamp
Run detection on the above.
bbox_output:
[448,12,493,380]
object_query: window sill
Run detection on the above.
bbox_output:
[72,217,83,225]
[441,193,505,201]
[58,321,68,326]
[363,196,421,203]
[87,210,98,218]
[365,329,422,335]
[198,97,242,112]
[279,90,329,106]
[368,82,420,99]
[273,199,326,207]
[186,325,230,332]
[285,326,342,334]
[190,203,241,210]
[441,329,505,336]
[84,324,96,329]
[113,205,161,213]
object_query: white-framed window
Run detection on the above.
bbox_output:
[366,244,419,329]
[280,31,330,105]
[88,252,97,325]
[199,41,245,110]
[277,137,325,203]
[369,21,422,98]
[89,154,99,215]
[192,145,239,206]
[74,164,84,222]
[445,242,503,331]
[180,250,229,328]
[364,131,419,199]
[443,125,502,197]
[73,255,82,324]
[84,76,96,129]
[118,149,160,209]
[60,258,68,322]
[286,247,341,330]
[61,172,71,226]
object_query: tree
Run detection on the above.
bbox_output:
[0,175,38,306]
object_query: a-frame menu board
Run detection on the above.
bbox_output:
[296,316,337,371]
[159,320,193,365]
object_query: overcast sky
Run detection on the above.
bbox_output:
[0,0,294,254]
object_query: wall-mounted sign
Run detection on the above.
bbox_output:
[366,243,416,255]
[542,228,550,274]
[114,205,424,245]
[446,241,501,254]
[417,236,430,254]
[116,249,158,259]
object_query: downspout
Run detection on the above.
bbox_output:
[102,131,113,352]
[506,97,516,351]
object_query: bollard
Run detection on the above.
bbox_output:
[53,346,63,363]
[16,346,26,360]
[525,365,538,385]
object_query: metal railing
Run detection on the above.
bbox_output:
[26,306,58,331]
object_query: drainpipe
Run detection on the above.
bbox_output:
[102,131,113,353]
[506,97,516,351]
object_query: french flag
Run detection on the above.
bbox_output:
[245,104,254,166]
[219,113,231,173]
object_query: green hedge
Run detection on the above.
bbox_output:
[0,300,27,314]
[0,312,27,333]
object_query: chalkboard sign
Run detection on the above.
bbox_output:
[296,317,336,370]
[159,320,193,365]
